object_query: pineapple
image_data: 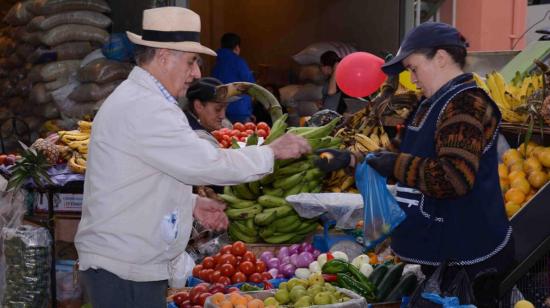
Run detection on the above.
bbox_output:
[30,138,59,164]
[7,142,54,192]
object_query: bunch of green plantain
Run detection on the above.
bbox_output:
[220,114,343,243]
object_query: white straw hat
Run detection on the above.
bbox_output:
[126,7,216,56]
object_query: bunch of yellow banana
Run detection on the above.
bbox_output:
[59,120,92,173]
[479,71,543,123]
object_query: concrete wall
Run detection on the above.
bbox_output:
[525,3,550,46]
[190,0,401,85]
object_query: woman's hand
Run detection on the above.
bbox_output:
[193,196,229,231]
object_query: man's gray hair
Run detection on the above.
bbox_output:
[134,45,157,66]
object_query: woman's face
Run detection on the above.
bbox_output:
[402,52,440,98]
[195,101,228,131]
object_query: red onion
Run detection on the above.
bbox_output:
[267,268,278,279]
[280,256,290,265]
[280,263,296,278]
[277,247,289,260]
[290,254,299,266]
[266,257,281,270]
[300,242,314,253]
[276,273,285,279]
[312,249,321,258]
[296,252,314,268]
[259,251,274,264]
[289,244,300,255]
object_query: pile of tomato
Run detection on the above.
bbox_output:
[171,282,239,308]
[212,122,271,148]
[192,241,272,285]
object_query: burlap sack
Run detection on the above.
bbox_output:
[40,60,80,82]
[28,41,93,63]
[32,10,111,30]
[77,58,132,84]
[68,80,121,102]
[28,64,44,83]
[29,83,53,104]
[3,1,34,26]
[32,102,59,119]
[33,0,110,16]
[41,24,109,47]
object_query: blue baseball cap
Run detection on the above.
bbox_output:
[381,22,468,75]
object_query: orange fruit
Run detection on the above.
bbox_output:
[528,170,548,189]
[508,170,526,182]
[523,157,543,174]
[230,293,247,306]
[538,148,550,167]
[244,295,254,302]
[503,149,522,166]
[511,177,531,194]
[505,187,526,204]
[248,299,265,308]
[499,178,510,192]
[498,163,508,178]
[518,141,538,157]
[505,201,521,218]
[212,293,226,306]
[509,162,524,173]
[220,300,233,308]
[530,146,545,159]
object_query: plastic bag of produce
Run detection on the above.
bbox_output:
[2,225,52,308]
[286,193,363,229]
[409,262,476,307]
[292,41,356,65]
[168,251,195,289]
[355,158,405,250]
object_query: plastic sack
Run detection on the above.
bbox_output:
[286,193,363,229]
[56,260,82,305]
[102,32,135,62]
[292,41,357,65]
[168,251,195,289]
[2,225,52,308]
[355,159,405,250]
[409,262,476,308]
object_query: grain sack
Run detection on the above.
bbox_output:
[15,78,32,97]
[44,75,69,91]
[297,64,325,84]
[28,63,44,82]
[278,84,302,108]
[0,78,16,97]
[51,77,98,118]
[29,82,52,104]
[0,68,7,79]
[80,48,104,67]
[40,60,80,82]
[41,24,109,47]
[8,96,31,115]
[69,80,121,102]
[35,0,110,16]
[28,41,93,63]
[22,115,43,130]
[3,1,34,26]
[35,10,111,30]
[0,107,14,120]
[20,28,42,45]
[5,53,23,69]
[25,15,44,31]
[15,43,35,60]
[77,58,132,84]
[292,41,356,65]
[33,102,59,119]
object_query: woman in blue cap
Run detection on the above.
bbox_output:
[315,22,514,306]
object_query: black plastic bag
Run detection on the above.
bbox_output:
[409,262,476,307]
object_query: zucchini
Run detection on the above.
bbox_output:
[384,272,418,302]
[369,264,389,287]
[347,263,376,294]
[336,273,376,302]
[376,262,405,301]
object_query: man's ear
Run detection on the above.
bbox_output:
[193,100,204,112]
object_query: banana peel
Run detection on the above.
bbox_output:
[215,82,283,121]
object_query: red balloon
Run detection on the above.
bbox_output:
[335,52,386,97]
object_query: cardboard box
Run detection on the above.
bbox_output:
[34,193,83,213]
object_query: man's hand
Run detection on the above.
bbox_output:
[193,196,229,231]
[365,151,398,178]
[267,133,311,160]
[313,149,352,173]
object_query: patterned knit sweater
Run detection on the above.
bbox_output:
[393,88,499,199]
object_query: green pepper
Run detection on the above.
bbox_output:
[322,259,350,274]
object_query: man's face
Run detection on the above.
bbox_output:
[320,65,333,77]
[195,101,228,131]
[164,50,202,98]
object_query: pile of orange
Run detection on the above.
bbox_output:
[500,141,550,218]
[210,292,266,308]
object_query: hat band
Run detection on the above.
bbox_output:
[142,30,200,42]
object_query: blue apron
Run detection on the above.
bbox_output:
[391,73,512,266]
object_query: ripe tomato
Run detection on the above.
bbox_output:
[202,256,215,269]
[226,287,240,293]
[255,260,266,273]
[212,130,222,141]
[219,263,235,277]
[238,136,246,142]
[239,261,255,275]
[231,271,247,284]
[249,272,262,283]
[256,128,267,138]
[220,139,229,148]
[222,134,232,142]
[217,275,231,286]
[220,244,233,255]
[209,270,221,283]
[189,283,209,303]
[192,264,203,277]
[239,131,248,138]
[199,269,214,282]
[209,282,225,294]
[213,252,222,265]
[231,241,247,256]
[242,251,256,263]
[230,129,241,137]
[219,254,237,266]
[219,127,230,134]
[245,129,254,136]
[197,292,211,306]
[233,122,245,131]
[257,122,269,131]
[261,271,273,280]
[244,122,256,130]
[172,291,189,305]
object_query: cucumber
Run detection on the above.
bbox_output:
[384,272,418,302]
[369,264,389,287]
[376,262,405,301]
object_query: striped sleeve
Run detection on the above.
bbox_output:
[393,89,498,199]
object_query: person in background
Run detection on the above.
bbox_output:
[212,32,256,123]
[184,77,231,146]
[75,7,311,308]
[315,22,514,307]
[319,50,346,114]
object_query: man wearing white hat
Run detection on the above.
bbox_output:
[75,7,311,307]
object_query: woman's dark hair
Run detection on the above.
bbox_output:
[133,45,157,66]
[221,33,241,49]
[320,51,341,67]
[414,46,467,69]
